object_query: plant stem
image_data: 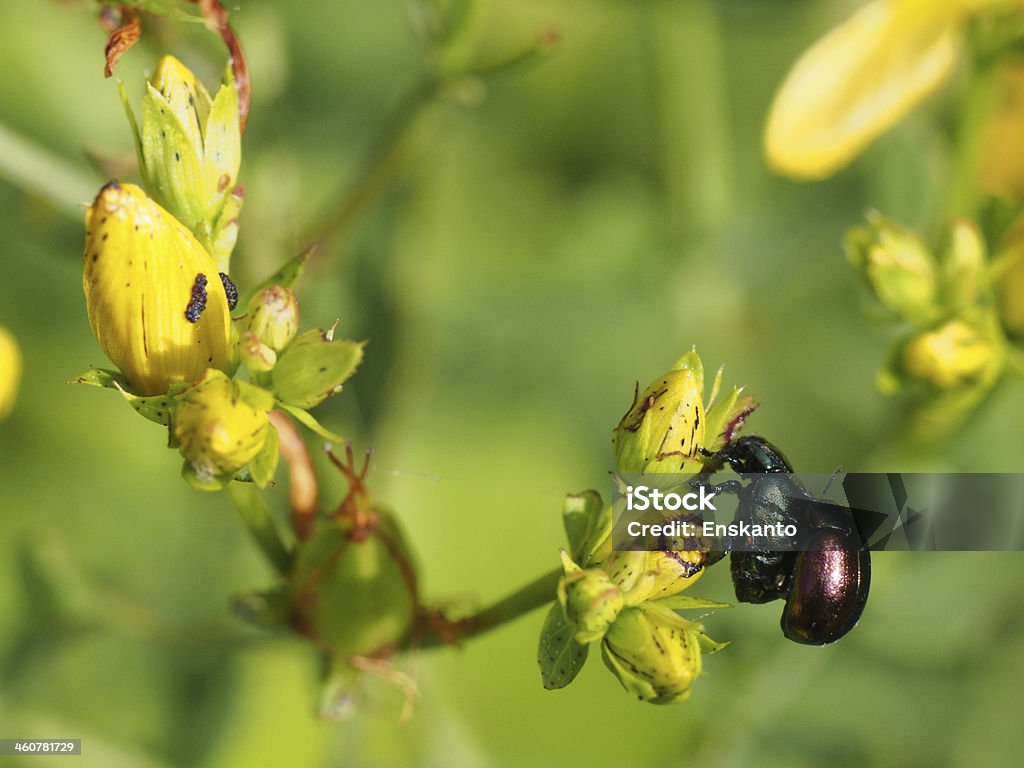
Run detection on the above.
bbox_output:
[303,30,558,254]
[305,76,440,249]
[413,566,562,650]
[225,482,293,575]
[0,122,98,220]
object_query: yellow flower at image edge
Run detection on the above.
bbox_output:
[173,369,273,480]
[0,327,21,420]
[764,0,1002,179]
[83,182,232,396]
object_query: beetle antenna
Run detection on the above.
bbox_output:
[821,466,845,496]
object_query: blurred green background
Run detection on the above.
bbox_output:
[2,1,1024,766]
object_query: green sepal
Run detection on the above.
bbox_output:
[204,63,241,206]
[181,460,233,491]
[118,81,144,176]
[653,595,732,611]
[276,403,345,443]
[696,633,730,655]
[70,367,176,426]
[272,330,365,409]
[704,384,757,453]
[537,604,589,690]
[561,490,603,563]
[210,186,244,272]
[249,419,279,488]
[141,82,207,233]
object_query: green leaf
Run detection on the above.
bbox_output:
[242,246,314,307]
[537,604,589,690]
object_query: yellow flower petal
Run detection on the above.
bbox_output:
[765,0,970,180]
[82,182,232,395]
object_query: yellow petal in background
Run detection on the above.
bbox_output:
[82,182,232,395]
[0,326,21,420]
[765,0,971,180]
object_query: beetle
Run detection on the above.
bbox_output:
[698,436,870,645]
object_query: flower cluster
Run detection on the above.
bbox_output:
[766,1,1024,439]
[538,351,752,704]
[846,213,1008,436]
[76,56,363,489]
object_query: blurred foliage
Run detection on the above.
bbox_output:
[1,1,1023,767]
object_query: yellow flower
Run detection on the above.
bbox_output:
[82,181,232,396]
[0,327,21,420]
[902,316,1003,388]
[765,0,1007,179]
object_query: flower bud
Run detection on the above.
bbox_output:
[613,350,706,474]
[82,182,232,395]
[601,549,706,606]
[902,317,1002,390]
[239,331,277,373]
[0,326,21,420]
[289,451,419,658]
[600,603,707,704]
[557,552,623,645]
[247,286,300,352]
[129,55,242,265]
[845,212,938,322]
[172,369,274,482]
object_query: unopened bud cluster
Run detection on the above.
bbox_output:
[78,55,364,490]
[846,214,1007,426]
[540,350,745,704]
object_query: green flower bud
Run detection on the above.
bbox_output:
[247,286,300,352]
[289,451,418,658]
[557,552,624,645]
[238,331,277,373]
[902,317,1003,390]
[613,350,706,474]
[272,329,364,408]
[172,369,274,483]
[600,603,711,705]
[82,182,232,395]
[127,55,242,266]
[845,212,938,322]
[0,326,21,420]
